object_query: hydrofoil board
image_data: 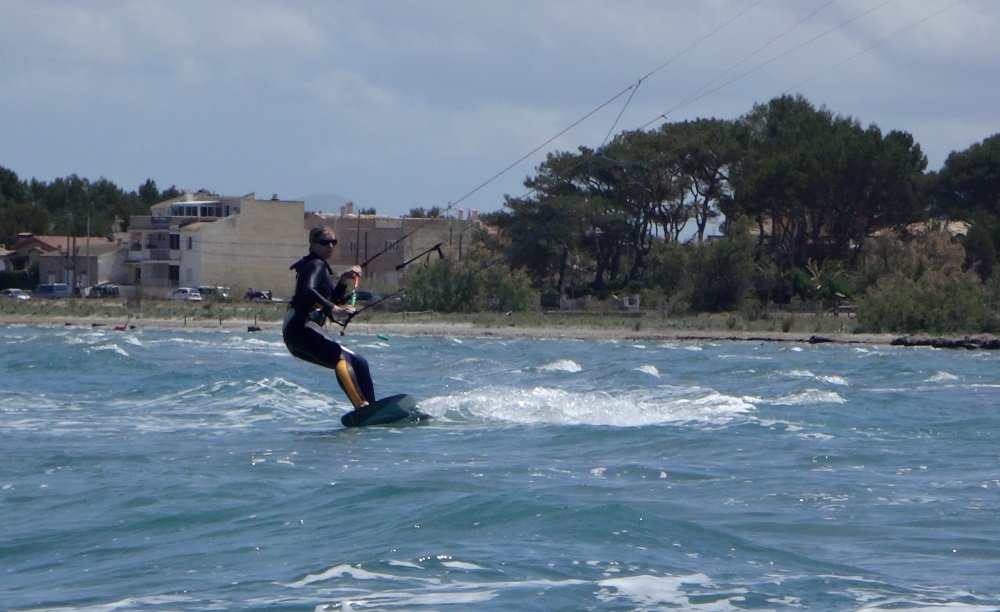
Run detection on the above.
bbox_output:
[341,394,428,428]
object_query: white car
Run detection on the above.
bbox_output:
[166,287,203,301]
[1,288,31,301]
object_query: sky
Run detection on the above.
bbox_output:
[1,0,997,217]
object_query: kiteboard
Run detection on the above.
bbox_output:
[341,394,428,428]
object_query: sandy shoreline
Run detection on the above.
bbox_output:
[0,313,903,345]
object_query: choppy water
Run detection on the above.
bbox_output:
[2,323,999,610]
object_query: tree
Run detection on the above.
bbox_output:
[961,214,997,280]
[660,119,738,242]
[0,167,42,245]
[0,166,28,205]
[727,95,927,300]
[934,133,1000,218]
[687,217,757,311]
[407,206,442,218]
[0,166,192,241]
[496,174,592,296]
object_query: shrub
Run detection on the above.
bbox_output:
[687,225,756,312]
[853,231,1000,333]
[403,256,533,313]
[856,270,1000,334]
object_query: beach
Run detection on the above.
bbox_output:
[0,311,904,346]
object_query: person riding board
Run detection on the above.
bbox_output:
[283,225,375,409]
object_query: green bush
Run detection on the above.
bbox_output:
[687,225,756,312]
[856,270,1000,334]
[403,257,534,313]
[853,230,1000,333]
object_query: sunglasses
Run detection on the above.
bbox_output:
[315,239,338,247]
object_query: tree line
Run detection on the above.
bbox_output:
[4,94,1000,333]
[465,94,1000,334]
[0,170,181,246]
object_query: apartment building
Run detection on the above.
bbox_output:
[126,191,306,297]
[125,192,476,299]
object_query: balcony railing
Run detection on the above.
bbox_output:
[128,216,174,230]
[125,248,179,262]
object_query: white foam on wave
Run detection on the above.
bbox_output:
[635,364,660,377]
[123,335,144,347]
[537,359,583,373]
[927,371,959,382]
[769,389,846,406]
[785,370,848,386]
[788,369,814,378]
[291,561,595,610]
[53,594,197,611]
[116,376,335,433]
[90,343,130,358]
[596,572,713,608]
[441,560,487,570]
[658,342,704,351]
[286,563,390,587]
[419,385,755,427]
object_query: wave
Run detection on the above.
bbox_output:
[417,385,755,427]
[768,389,847,406]
[536,359,583,373]
[784,369,849,386]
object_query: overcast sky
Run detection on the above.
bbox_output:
[2,0,996,216]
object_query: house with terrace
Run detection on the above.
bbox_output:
[126,191,307,298]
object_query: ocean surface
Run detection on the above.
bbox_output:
[2,323,999,611]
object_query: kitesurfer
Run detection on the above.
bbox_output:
[283,225,375,409]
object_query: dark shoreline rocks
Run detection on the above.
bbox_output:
[891,335,1000,350]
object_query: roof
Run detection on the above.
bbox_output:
[10,234,81,252]
[36,239,125,257]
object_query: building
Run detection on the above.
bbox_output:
[126,191,306,297]
[309,204,479,290]
[11,192,476,299]
[4,233,127,290]
[5,234,76,274]
[37,239,128,290]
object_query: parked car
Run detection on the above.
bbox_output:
[34,283,73,298]
[86,283,120,298]
[197,285,230,300]
[166,287,203,301]
[1,288,31,301]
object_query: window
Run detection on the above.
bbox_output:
[385,240,398,252]
[187,236,193,249]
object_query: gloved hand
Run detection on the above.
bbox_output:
[329,304,357,325]
[340,265,362,282]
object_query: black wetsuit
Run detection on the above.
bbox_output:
[282,253,375,407]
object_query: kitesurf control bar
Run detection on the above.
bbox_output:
[335,242,445,335]
[395,243,444,270]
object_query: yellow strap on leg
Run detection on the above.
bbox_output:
[335,359,367,408]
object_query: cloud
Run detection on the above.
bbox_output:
[1,0,997,214]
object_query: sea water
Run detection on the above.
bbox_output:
[1,323,999,611]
